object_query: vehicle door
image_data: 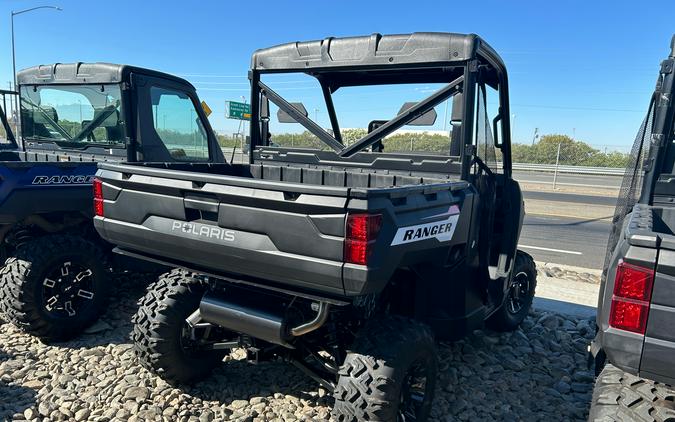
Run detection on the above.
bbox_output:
[131,73,224,163]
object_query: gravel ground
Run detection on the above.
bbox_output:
[0,273,596,422]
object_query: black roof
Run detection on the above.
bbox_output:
[16,62,195,89]
[251,32,505,75]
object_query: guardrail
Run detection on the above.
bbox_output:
[512,163,625,176]
[222,146,626,177]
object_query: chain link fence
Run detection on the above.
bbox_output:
[511,139,630,168]
[510,139,629,189]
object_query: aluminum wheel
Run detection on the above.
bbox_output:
[42,261,95,318]
[506,270,530,315]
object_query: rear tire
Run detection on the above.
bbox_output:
[332,316,438,421]
[486,250,537,332]
[0,235,109,342]
[589,363,675,422]
[132,268,227,384]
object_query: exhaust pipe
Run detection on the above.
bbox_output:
[199,294,330,347]
[290,302,329,336]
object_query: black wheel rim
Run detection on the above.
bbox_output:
[507,270,530,315]
[42,261,95,318]
[398,360,429,421]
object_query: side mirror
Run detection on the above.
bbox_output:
[33,106,58,125]
[398,102,437,126]
[95,108,120,128]
[277,102,308,123]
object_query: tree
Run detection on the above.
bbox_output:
[214,128,629,168]
[512,134,629,168]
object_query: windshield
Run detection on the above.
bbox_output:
[20,84,125,147]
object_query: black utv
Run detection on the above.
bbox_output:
[589,36,675,421]
[0,63,224,341]
[93,32,536,420]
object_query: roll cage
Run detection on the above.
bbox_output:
[247,32,513,180]
[640,36,675,204]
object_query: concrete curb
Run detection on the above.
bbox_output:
[536,261,602,278]
[533,273,600,319]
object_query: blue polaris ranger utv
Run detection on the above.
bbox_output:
[0,63,224,342]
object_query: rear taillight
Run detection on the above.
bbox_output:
[93,178,104,217]
[609,261,654,334]
[344,213,382,265]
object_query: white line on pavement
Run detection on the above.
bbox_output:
[518,244,583,255]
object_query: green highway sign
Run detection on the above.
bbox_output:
[225,101,251,120]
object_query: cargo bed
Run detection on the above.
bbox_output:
[94,161,473,297]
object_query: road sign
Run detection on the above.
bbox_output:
[226,101,251,121]
[201,101,212,117]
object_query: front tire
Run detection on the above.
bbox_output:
[486,250,537,332]
[0,235,109,342]
[589,363,675,421]
[332,316,438,421]
[132,268,227,384]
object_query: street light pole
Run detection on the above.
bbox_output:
[10,5,62,134]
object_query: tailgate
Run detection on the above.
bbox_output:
[94,164,350,295]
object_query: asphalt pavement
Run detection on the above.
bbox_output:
[513,170,621,189]
[519,214,611,269]
[522,190,617,207]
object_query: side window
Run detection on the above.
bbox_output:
[150,87,209,161]
[474,83,501,173]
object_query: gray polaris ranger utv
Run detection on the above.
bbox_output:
[589,37,675,421]
[0,63,224,342]
[93,32,536,420]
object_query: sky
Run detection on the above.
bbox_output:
[0,0,673,152]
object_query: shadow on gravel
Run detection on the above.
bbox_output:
[0,346,12,363]
[0,382,36,421]
[180,357,325,408]
[430,310,596,421]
